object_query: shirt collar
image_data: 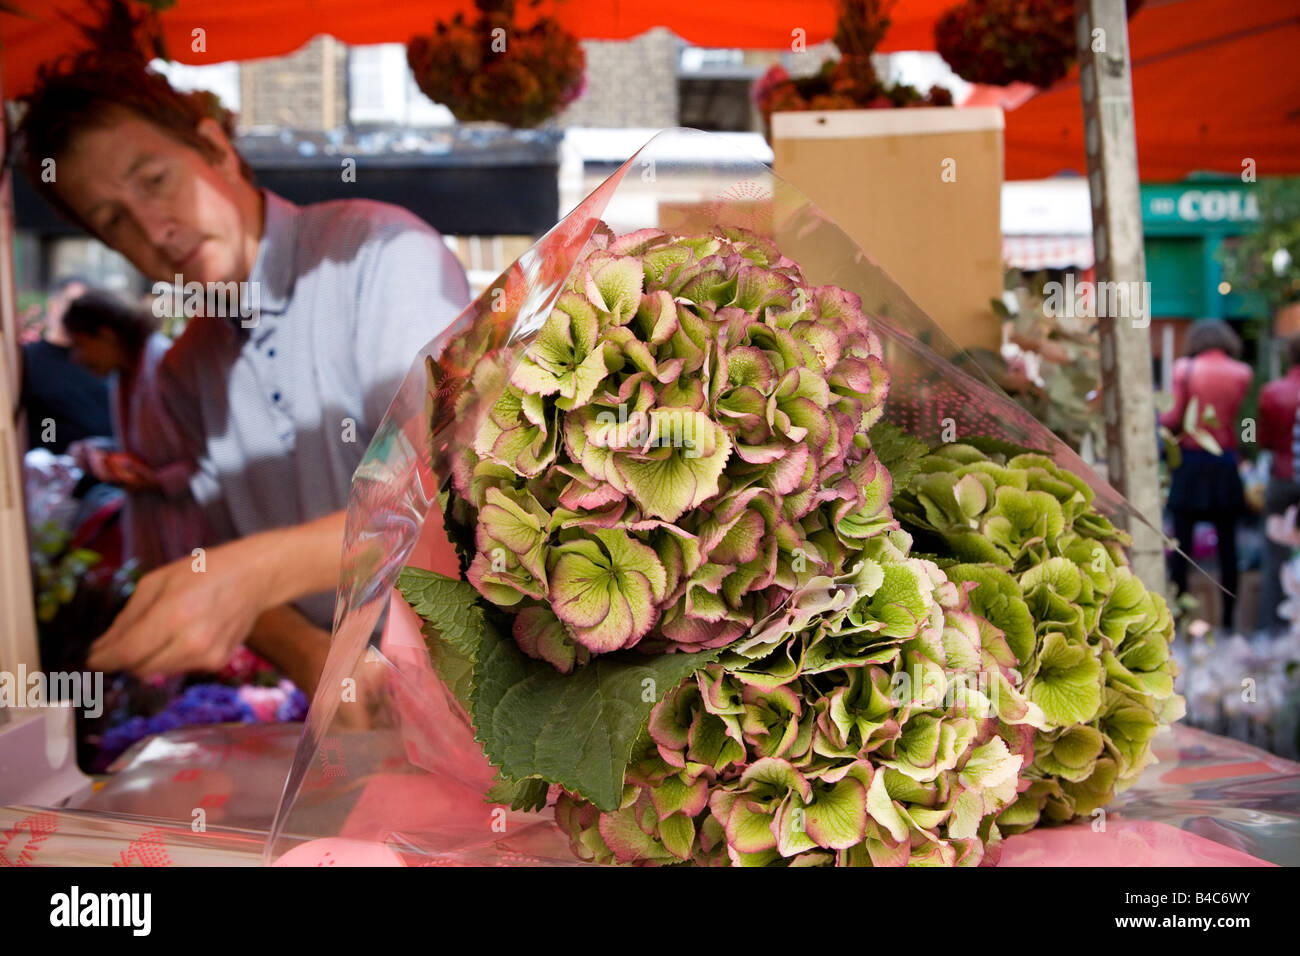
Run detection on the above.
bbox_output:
[246,189,300,319]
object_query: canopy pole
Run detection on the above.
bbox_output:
[0,56,40,686]
[1076,0,1167,595]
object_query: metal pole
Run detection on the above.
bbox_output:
[1076,0,1166,593]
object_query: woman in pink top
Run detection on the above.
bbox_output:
[1159,321,1253,631]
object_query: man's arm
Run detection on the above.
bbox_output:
[245,602,333,698]
[243,510,348,610]
[87,510,345,678]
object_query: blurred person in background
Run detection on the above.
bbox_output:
[1257,332,1300,637]
[16,275,112,454]
[63,290,207,571]
[1160,320,1254,633]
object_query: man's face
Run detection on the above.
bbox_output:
[54,112,261,286]
[68,329,122,377]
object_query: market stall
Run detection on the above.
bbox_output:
[2,1,1298,872]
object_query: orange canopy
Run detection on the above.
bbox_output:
[3,0,1299,180]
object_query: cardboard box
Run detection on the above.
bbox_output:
[771,107,1005,353]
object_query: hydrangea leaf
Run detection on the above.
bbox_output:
[471,617,719,812]
[397,567,486,714]
[485,774,551,812]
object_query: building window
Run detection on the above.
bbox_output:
[348,43,455,127]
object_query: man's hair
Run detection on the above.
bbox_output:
[1184,320,1243,359]
[62,289,158,356]
[14,50,253,235]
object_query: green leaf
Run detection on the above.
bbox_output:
[397,567,489,713]
[485,774,551,812]
[1182,395,1201,436]
[397,569,485,656]
[1189,426,1223,456]
[868,421,931,496]
[471,624,720,812]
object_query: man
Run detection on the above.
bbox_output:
[16,53,470,685]
[17,275,113,454]
[1256,333,1300,636]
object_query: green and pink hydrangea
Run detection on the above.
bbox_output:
[446,224,891,666]
[404,221,1183,868]
[890,443,1184,830]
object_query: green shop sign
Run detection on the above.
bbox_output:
[1141,181,1264,318]
[1142,183,1260,234]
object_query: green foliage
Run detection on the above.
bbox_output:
[867,421,930,493]
[397,566,718,812]
[30,522,101,623]
[1217,177,1300,312]
[471,618,718,811]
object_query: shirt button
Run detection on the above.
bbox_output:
[267,348,275,357]
[272,391,282,402]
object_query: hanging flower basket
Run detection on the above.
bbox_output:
[754,1,954,130]
[407,0,586,129]
[934,0,1145,90]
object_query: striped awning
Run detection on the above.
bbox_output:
[1002,235,1096,271]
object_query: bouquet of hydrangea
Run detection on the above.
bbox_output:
[267,130,1182,867]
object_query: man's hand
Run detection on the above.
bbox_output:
[87,541,271,677]
[88,511,347,678]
